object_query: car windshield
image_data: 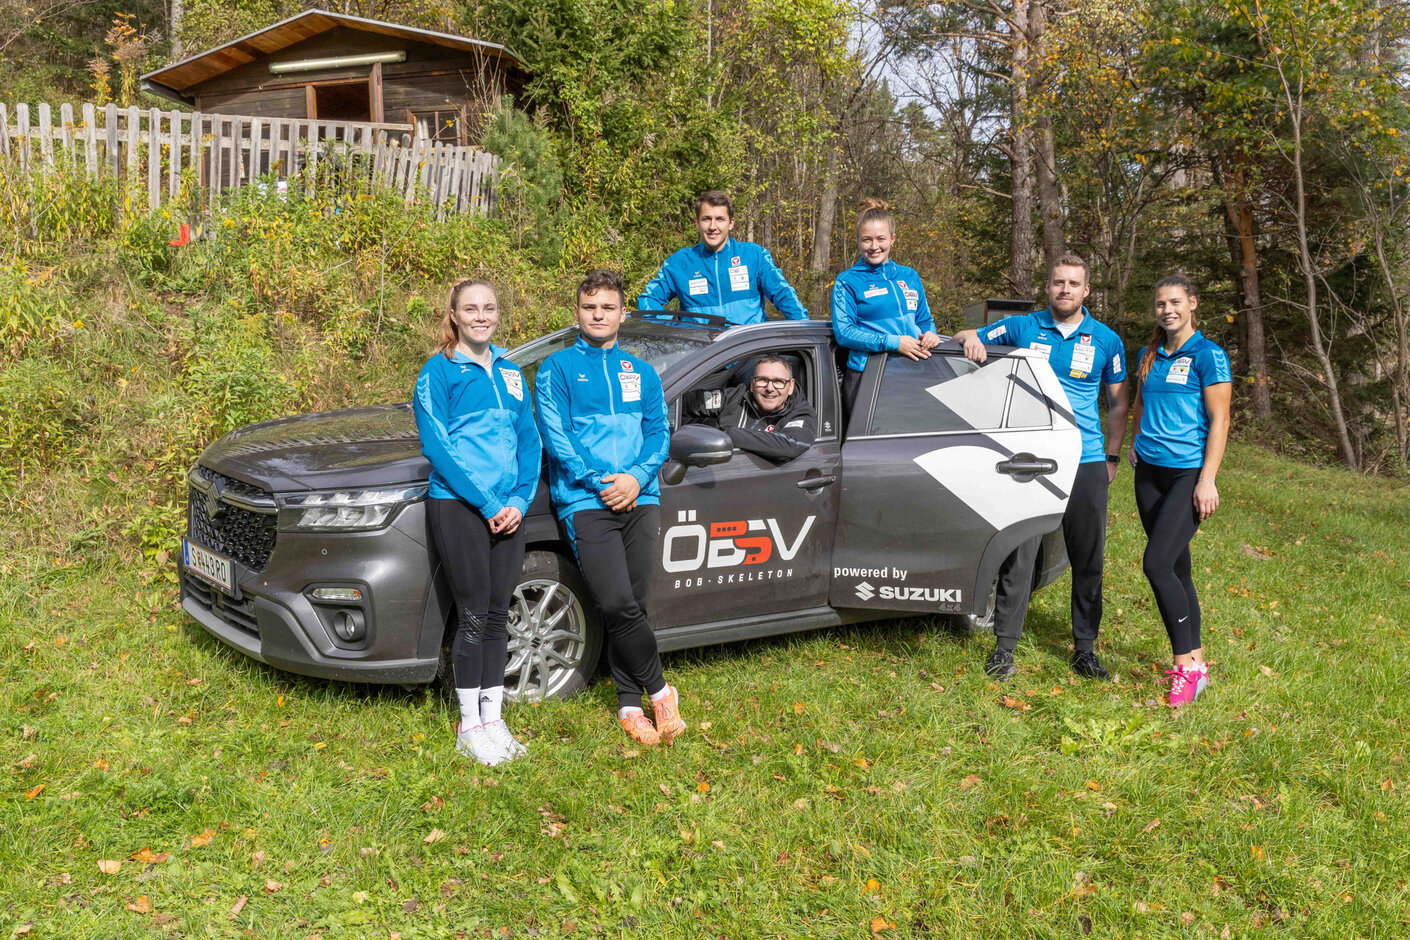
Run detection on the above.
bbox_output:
[508,327,713,391]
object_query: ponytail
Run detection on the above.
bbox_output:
[1137,274,1200,383]
[437,278,499,359]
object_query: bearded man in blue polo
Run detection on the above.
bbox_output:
[953,254,1131,682]
[636,191,809,326]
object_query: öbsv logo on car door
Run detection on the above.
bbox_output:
[664,509,816,589]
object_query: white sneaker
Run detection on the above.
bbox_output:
[482,720,527,759]
[455,723,510,765]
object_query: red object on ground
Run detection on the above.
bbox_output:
[168,223,191,247]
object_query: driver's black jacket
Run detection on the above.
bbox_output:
[686,386,817,463]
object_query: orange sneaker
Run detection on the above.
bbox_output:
[619,710,661,746]
[651,686,686,745]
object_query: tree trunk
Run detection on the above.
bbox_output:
[1218,153,1272,419]
[1009,0,1035,297]
[810,140,839,317]
[1030,0,1062,272]
[1284,89,1358,469]
[1370,225,1410,462]
[170,0,185,60]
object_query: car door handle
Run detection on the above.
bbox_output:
[995,454,1057,482]
[796,475,837,490]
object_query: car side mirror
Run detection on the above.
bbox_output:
[660,424,733,485]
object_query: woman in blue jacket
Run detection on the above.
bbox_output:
[1127,275,1231,708]
[413,278,542,765]
[831,198,940,412]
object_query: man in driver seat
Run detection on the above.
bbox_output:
[688,355,817,462]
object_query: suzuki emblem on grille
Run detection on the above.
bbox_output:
[206,479,227,520]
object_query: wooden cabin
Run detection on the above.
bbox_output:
[140,9,527,145]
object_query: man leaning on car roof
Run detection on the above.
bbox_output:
[637,190,809,326]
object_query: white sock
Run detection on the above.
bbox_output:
[618,705,645,721]
[479,686,504,725]
[456,688,480,732]
[648,684,671,703]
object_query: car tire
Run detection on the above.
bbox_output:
[437,550,603,704]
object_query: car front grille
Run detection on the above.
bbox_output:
[182,572,260,638]
[187,466,278,571]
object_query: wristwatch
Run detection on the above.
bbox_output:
[1105,454,1120,464]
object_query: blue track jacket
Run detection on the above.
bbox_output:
[534,336,671,521]
[637,237,809,325]
[831,257,935,372]
[413,346,542,521]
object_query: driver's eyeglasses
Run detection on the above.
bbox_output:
[752,377,792,390]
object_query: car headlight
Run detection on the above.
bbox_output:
[278,485,428,531]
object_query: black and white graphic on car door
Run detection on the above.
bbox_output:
[910,350,1079,531]
[831,350,1079,614]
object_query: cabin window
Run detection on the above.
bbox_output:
[412,109,464,144]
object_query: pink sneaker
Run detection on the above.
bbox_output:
[1166,664,1209,707]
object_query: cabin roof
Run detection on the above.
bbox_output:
[141,8,524,97]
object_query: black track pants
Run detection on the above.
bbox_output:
[428,498,526,691]
[1064,461,1111,650]
[568,506,665,710]
[1133,461,1203,655]
[993,461,1110,652]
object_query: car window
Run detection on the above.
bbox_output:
[1005,359,1051,428]
[670,348,815,432]
[868,354,1009,435]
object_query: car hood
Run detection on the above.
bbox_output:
[199,404,430,492]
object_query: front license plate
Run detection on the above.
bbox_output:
[183,538,233,593]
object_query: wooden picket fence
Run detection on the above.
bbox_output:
[0,101,499,217]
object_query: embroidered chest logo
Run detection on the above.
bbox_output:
[499,368,523,401]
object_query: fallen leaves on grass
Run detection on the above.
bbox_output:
[1258,665,1279,678]
[793,702,806,714]
[97,859,122,874]
[16,753,36,769]
[854,757,873,769]
[421,795,445,813]
[959,775,981,792]
[423,829,446,845]
[189,829,214,848]
[869,916,895,934]
[125,896,152,914]
[229,896,247,919]
[1085,780,1102,792]
[130,848,169,864]
[250,850,266,868]
[861,878,881,895]
[263,879,283,894]
[1142,818,1161,833]
[24,784,45,800]
[1002,695,1031,711]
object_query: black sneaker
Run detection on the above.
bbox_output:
[1071,650,1110,680]
[984,647,1017,680]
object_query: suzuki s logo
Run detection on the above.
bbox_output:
[663,511,815,573]
[855,582,876,601]
[205,478,227,521]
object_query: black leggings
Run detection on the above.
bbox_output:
[428,498,526,690]
[568,506,665,710]
[1133,461,1203,655]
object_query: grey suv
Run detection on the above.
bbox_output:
[179,316,1079,700]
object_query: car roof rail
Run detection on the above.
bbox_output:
[631,310,732,329]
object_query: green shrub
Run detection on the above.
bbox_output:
[0,261,71,360]
[0,356,90,469]
[181,310,296,439]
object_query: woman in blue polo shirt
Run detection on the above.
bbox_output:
[831,199,940,412]
[414,278,542,764]
[1127,275,1231,707]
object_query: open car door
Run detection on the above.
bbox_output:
[829,347,1080,617]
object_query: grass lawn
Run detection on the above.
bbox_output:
[3,444,1408,938]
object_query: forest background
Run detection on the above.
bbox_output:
[1,0,1409,560]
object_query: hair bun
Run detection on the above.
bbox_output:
[858,197,892,212]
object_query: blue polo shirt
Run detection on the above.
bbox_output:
[1134,331,1231,469]
[981,308,1127,463]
